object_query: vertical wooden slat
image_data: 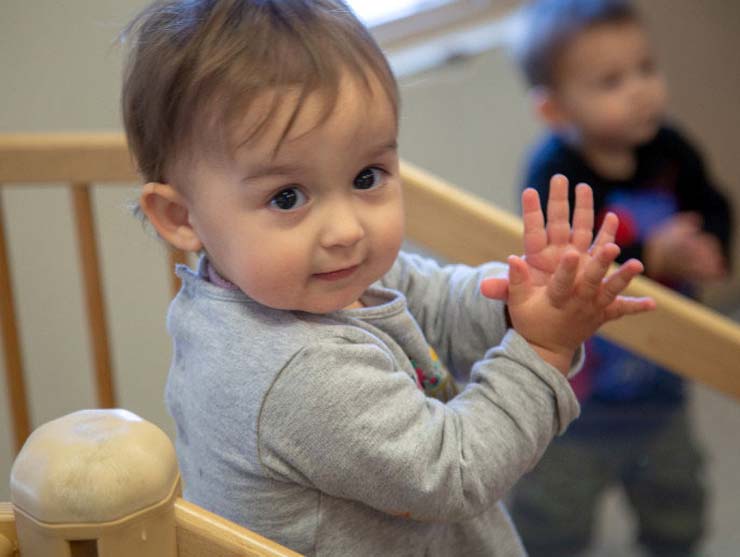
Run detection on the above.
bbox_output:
[71,183,116,408]
[0,501,18,554]
[169,248,188,298]
[0,190,31,452]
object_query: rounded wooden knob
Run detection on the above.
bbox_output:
[10,408,178,524]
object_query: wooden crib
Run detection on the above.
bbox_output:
[1,133,739,556]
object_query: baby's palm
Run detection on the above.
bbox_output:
[481,174,655,370]
[482,175,616,298]
[523,175,606,283]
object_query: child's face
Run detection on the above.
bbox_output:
[181,75,404,313]
[550,21,667,148]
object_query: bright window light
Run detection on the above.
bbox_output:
[347,0,454,27]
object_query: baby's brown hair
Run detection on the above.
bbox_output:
[121,0,398,185]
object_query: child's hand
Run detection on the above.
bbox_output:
[481,174,656,374]
[643,212,728,282]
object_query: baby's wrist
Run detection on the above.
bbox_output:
[527,342,575,376]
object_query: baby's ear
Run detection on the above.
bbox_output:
[531,86,568,129]
[139,183,203,252]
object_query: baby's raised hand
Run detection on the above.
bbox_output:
[481,174,656,373]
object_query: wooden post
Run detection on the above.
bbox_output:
[0,190,31,452]
[71,183,116,408]
[10,409,179,557]
[0,502,17,557]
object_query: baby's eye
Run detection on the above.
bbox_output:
[269,187,307,211]
[353,167,384,190]
[599,73,622,90]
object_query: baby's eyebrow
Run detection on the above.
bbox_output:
[242,139,397,182]
[243,162,301,181]
[367,139,398,157]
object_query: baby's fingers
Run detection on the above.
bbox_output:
[592,212,619,250]
[603,296,657,321]
[522,188,547,256]
[546,175,571,246]
[571,183,594,251]
[580,243,620,299]
[597,258,644,307]
[507,255,534,306]
[480,277,509,300]
[547,249,580,306]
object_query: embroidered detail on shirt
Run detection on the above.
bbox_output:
[389,510,413,519]
[412,347,459,402]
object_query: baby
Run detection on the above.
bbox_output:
[121,1,653,555]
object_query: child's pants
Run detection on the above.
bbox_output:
[509,402,706,557]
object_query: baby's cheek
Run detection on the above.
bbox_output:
[231,256,273,297]
[378,208,405,256]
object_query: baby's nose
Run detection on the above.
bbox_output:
[321,210,365,248]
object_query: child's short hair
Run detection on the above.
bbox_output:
[121,0,398,184]
[510,0,638,88]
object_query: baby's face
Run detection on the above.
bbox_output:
[181,74,404,313]
[551,21,667,149]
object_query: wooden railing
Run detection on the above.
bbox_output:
[0,494,303,557]
[0,134,187,452]
[401,161,740,399]
[1,132,739,458]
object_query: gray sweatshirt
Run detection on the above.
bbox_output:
[165,252,581,556]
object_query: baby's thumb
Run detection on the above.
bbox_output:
[505,255,533,305]
[481,277,509,300]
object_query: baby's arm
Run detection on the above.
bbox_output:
[258,333,578,522]
[380,254,511,382]
[481,174,655,373]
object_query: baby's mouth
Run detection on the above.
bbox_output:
[313,264,360,281]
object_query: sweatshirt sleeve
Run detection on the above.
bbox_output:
[257,331,579,523]
[380,252,510,383]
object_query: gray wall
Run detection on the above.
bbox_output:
[1,3,739,550]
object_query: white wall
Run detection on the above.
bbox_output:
[1,4,739,541]
[0,0,168,497]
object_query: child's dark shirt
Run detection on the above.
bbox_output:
[522,125,733,409]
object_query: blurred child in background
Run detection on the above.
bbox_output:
[508,0,733,555]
